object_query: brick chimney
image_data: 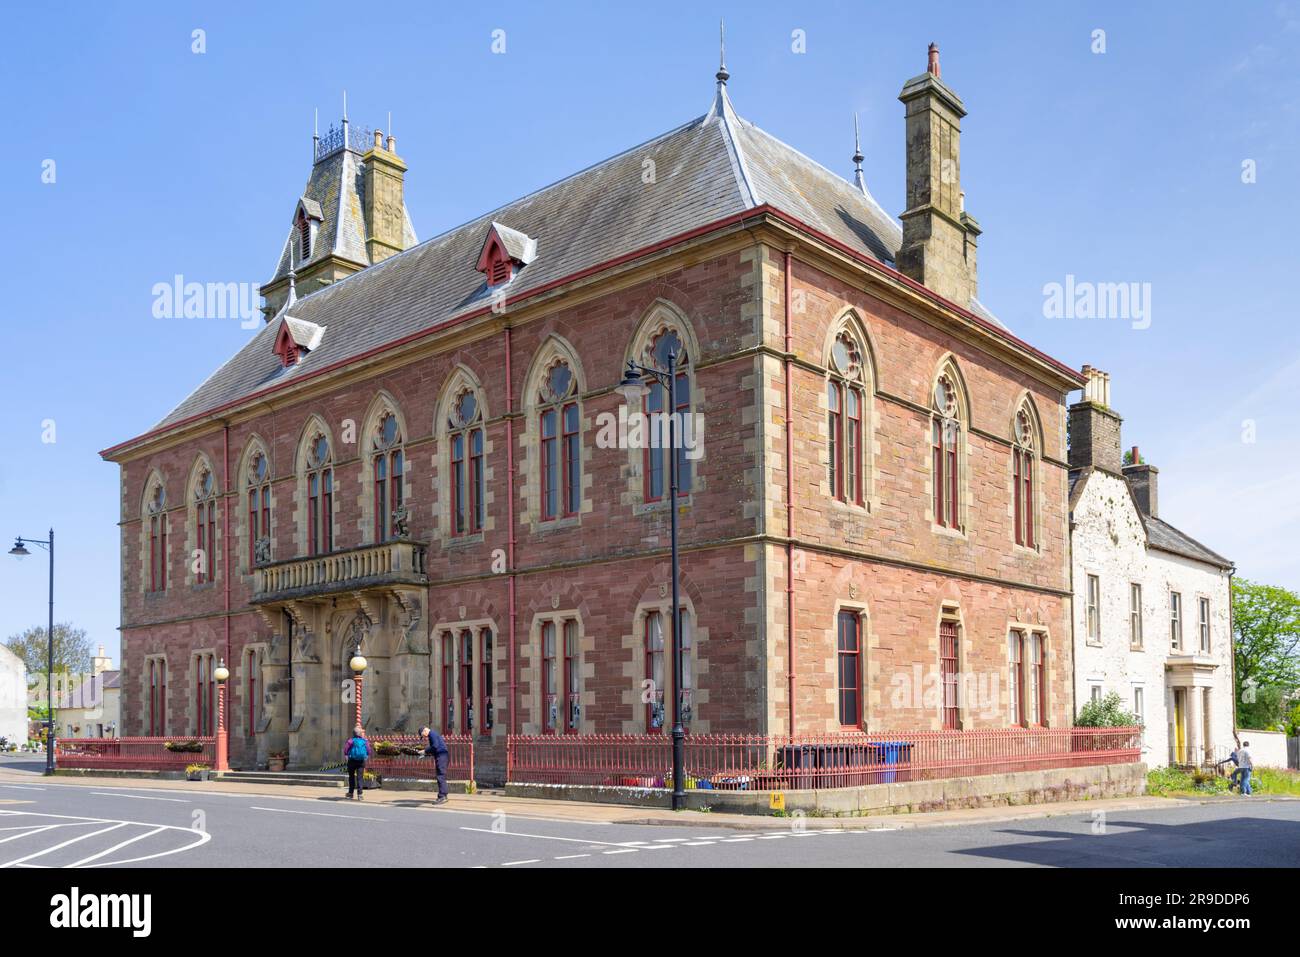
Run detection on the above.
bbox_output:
[897,43,981,307]
[1123,445,1159,518]
[362,129,408,264]
[1068,365,1123,474]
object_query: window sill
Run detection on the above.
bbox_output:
[534,514,582,532]
[1012,542,1041,557]
[444,531,486,549]
[931,523,966,541]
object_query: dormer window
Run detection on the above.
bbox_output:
[476,221,537,288]
[273,316,325,368]
[293,198,324,267]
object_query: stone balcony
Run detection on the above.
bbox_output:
[251,539,429,605]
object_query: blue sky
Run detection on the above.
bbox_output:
[1,1,1297,663]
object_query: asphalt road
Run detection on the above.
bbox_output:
[1,762,1297,868]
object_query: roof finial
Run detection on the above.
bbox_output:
[342,89,348,121]
[927,42,940,78]
[716,18,729,87]
[852,113,866,194]
[286,263,297,308]
[312,107,319,161]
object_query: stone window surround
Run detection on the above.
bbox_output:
[238,435,275,575]
[434,367,494,544]
[927,358,971,537]
[293,415,338,556]
[1084,570,1103,647]
[524,610,593,736]
[139,471,170,596]
[1006,619,1050,728]
[355,393,411,545]
[820,310,876,514]
[620,596,708,735]
[430,617,496,738]
[142,654,168,735]
[184,454,220,590]
[1009,397,1043,556]
[519,336,594,532]
[826,600,870,733]
[935,603,966,730]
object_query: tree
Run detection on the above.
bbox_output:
[1233,579,1300,730]
[1075,691,1139,727]
[3,623,92,675]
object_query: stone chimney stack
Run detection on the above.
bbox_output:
[363,129,408,265]
[1068,365,1123,474]
[1123,445,1159,518]
[897,43,981,307]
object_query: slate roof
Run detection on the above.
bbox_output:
[145,82,1004,433]
[1141,514,1233,570]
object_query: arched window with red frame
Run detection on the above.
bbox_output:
[931,373,963,530]
[644,611,665,732]
[538,361,580,521]
[373,413,404,542]
[563,619,580,733]
[146,482,167,592]
[479,629,493,736]
[643,329,692,503]
[448,390,485,535]
[1012,407,1037,549]
[193,468,217,584]
[246,646,262,737]
[459,629,474,735]
[541,621,558,734]
[837,610,862,728]
[827,330,867,505]
[246,450,271,569]
[305,433,333,555]
[440,633,454,733]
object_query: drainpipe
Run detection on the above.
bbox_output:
[783,249,797,736]
[504,327,518,737]
[222,424,232,740]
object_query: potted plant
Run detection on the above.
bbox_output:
[164,740,205,754]
[362,769,381,790]
[268,751,288,772]
[186,763,211,782]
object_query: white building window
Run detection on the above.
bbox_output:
[1170,591,1183,651]
[1086,575,1101,644]
[1129,583,1143,649]
[1198,597,1211,654]
[1133,686,1144,724]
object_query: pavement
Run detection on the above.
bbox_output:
[2,754,1297,867]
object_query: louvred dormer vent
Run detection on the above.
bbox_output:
[273,316,325,368]
[476,221,537,289]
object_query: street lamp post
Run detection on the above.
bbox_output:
[9,530,54,776]
[214,659,230,771]
[618,351,687,810]
[349,647,367,730]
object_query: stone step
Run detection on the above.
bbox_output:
[216,771,346,788]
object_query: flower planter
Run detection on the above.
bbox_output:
[186,770,209,782]
[267,757,287,772]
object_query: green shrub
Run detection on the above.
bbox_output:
[1075,691,1139,728]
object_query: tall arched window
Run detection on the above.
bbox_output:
[148,658,166,735]
[931,371,963,530]
[246,449,271,568]
[643,607,693,732]
[1012,407,1037,548]
[245,646,263,737]
[538,360,580,520]
[449,390,485,535]
[827,330,867,505]
[305,433,333,554]
[193,467,217,584]
[373,412,405,541]
[644,328,692,502]
[146,481,167,592]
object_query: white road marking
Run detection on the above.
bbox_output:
[1,823,128,867]
[602,848,639,855]
[554,853,590,860]
[719,837,754,843]
[90,792,190,803]
[0,825,66,844]
[460,826,640,848]
[65,827,168,868]
[757,834,788,840]
[501,859,540,866]
[0,785,45,791]
[0,809,211,867]
[654,837,690,843]
[681,841,716,846]
[250,806,385,821]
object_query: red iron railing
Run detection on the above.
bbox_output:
[55,737,216,771]
[506,727,1142,790]
[365,735,474,781]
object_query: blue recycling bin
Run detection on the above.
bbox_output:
[869,741,913,783]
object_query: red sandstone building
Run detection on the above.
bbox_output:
[102,48,1085,780]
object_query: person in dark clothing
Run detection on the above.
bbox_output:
[344,725,370,800]
[419,725,450,804]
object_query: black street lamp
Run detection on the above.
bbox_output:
[618,350,687,810]
[9,529,55,775]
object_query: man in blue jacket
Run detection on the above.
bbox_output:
[419,725,450,805]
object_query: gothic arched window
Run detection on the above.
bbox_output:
[538,360,579,520]
[1012,407,1037,548]
[931,371,964,530]
[644,328,692,502]
[247,449,271,568]
[449,390,485,535]
[193,468,217,584]
[146,481,167,592]
[373,413,405,541]
[827,330,867,505]
[305,433,333,554]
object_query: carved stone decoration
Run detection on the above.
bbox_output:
[551,595,560,610]
[254,536,272,566]
[392,505,410,538]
